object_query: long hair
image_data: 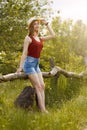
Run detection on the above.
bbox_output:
[28,20,39,36]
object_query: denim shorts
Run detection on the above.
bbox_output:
[23,56,41,75]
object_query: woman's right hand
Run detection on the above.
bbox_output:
[16,67,22,73]
[40,18,48,25]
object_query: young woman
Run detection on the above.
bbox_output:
[17,17,55,113]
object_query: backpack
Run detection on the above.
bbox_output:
[14,86,38,110]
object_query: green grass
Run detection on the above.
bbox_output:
[0,80,87,130]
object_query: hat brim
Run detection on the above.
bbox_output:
[27,17,40,28]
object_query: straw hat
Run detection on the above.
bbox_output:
[27,17,40,29]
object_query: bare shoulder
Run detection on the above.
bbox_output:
[24,35,32,43]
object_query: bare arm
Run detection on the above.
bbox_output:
[16,36,31,73]
[41,20,56,41]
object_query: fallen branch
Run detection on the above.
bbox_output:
[0,66,87,83]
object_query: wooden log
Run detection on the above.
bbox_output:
[0,66,87,83]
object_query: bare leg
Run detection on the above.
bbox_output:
[28,73,46,112]
[37,73,45,108]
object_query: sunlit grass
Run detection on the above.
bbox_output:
[0,80,87,130]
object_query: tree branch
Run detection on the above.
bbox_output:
[0,66,87,83]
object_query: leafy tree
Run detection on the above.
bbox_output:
[0,0,53,74]
[70,20,87,56]
[41,17,85,73]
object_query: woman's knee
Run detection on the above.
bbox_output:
[35,84,42,92]
[35,83,45,92]
[40,83,45,90]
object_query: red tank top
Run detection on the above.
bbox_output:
[27,36,43,58]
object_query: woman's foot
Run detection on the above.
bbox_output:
[45,110,49,114]
[41,109,49,114]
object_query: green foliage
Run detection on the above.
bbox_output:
[0,0,53,74]
[71,20,87,56]
[41,17,86,73]
[45,74,82,108]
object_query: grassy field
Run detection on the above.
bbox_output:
[0,79,87,130]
